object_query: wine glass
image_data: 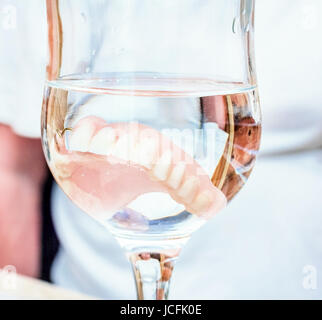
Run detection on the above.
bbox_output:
[42,0,261,300]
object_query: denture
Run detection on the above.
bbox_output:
[51,116,227,220]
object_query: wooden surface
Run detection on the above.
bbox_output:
[0,272,94,300]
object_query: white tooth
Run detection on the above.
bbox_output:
[177,176,199,202]
[190,190,212,213]
[89,127,116,155]
[113,133,130,160]
[166,162,185,189]
[126,132,139,164]
[152,150,173,181]
[69,121,96,152]
[134,137,158,169]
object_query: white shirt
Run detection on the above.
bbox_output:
[0,0,46,137]
[256,0,322,154]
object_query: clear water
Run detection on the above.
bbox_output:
[41,73,261,241]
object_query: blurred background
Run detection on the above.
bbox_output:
[0,0,322,299]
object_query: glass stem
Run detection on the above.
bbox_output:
[129,250,178,300]
[117,237,189,300]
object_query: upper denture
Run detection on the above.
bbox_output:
[59,116,227,219]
